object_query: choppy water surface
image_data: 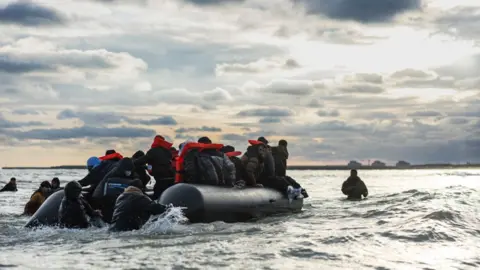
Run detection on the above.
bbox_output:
[0,169,479,270]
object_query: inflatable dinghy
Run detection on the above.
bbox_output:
[25,189,65,228]
[159,183,303,223]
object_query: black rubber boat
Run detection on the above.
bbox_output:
[25,189,65,228]
[159,183,303,223]
[25,183,304,227]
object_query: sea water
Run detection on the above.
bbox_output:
[0,169,479,269]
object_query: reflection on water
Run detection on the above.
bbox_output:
[0,169,479,269]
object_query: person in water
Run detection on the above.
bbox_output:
[221,145,246,187]
[51,177,60,190]
[0,177,17,192]
[58,181,103,229]
[24,181,52,216]
[182,136,236,186]
[92,157,144,223]
[132,150,151,189]
[271,139,289,177]
[134,135,174,200]
[109,186,167,232]
[45,177,62,198]
[341,169,368,200]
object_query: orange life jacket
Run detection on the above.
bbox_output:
[99,152,123,161]
[175,142,224,184]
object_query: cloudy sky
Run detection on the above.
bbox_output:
[0,0,479,167]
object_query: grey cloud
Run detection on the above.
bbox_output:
[175,126,222,133]
[435,7,480,44]
[259,117,281,124]
[390,69,431,79]
[0,2,66,26]
[9,126,155,140]
[345,73,384,84]
[0,57,53,73]
[316,109,340,117]
[446,118,470,125]
[0,113,46,129]
[338,84,384,94]
[237,108,294,117]
[298,0,421,23]
[136,116,177,126]
[407,110,443,117]
[56,109,177,126]
[221,133,247,141]
[181,0,245,6]
[359,111,397,120]
[306,99,324,108]
[263,80,316,96]
[11,109,42,115]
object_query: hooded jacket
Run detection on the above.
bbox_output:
[109,186,166,231]
[78,159,118,190]
[241,141,268,186]
[58,181,99,228]
[271,145,289,177]
[91,158,143,223]
[135,136,174,180]
[341,176,368,200]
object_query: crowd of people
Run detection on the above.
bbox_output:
[0,134,370,231]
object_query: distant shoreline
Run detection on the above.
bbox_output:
[2,164,479,170]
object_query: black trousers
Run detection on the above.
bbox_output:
[151,177,175,200]
[261,176,301,192]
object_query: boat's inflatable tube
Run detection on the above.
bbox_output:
[25,189,65,228]
[159,183,303,223]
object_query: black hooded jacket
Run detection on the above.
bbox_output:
[109,186,166,232]
[271,145,289,177]
[78,160,118,190]
[91,158,143,223]
[58,181,100,228]
[0,182,17,192]
[132,151,151,188]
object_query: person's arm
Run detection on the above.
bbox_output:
[134,152,150,167]
[147,202,167,215]
[360,180,368,198]
[244,157,259,186]
[223,154,236,185]
[78,171,96,187]
[81,197,101,217]
[341,181,352,195]
[0,184,6,192]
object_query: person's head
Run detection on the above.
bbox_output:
[198,136,212,144]
[350,169,358,177]
[64,181,82,200]
[51,177,60,189]
[39,181,52,194]
[132,150,145,159]
[258,137,269,145]
[118,158,135,177]
[10,177,16,184]
[221,145,235,153]
[86,156,101,172]
[279,139,287,147]
[105,149,116,155]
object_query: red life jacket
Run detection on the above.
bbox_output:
[99,152,123,161]
[151,137,173,149]
[248,139,264,145]
[175,142,224,184]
